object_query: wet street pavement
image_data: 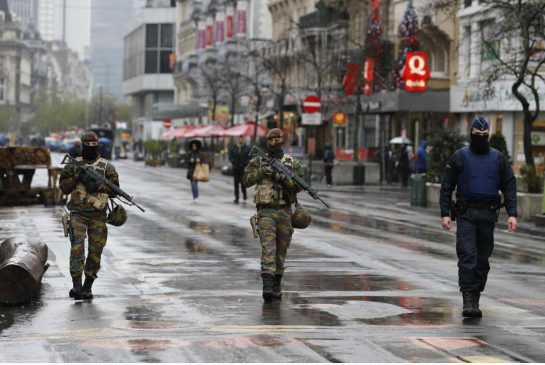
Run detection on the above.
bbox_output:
[1,153,545,362]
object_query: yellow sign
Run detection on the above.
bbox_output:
[333,112,347,126]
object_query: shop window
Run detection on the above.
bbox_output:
[496,115,503,134]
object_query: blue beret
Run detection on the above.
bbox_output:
[472,116,490,131]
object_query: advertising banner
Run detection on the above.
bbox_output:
[226,6,234,40]
[206,17,213,47]
[215,11,225,43]
[236,0,247,36]
[197,20,206,49]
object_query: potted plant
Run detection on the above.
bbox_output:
[143,140,167,167]
[425,128,465,208]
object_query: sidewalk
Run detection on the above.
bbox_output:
[310,180,545,238]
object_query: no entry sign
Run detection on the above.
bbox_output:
[303,95,321,113]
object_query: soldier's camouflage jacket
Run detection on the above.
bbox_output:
[59,156,119,213]
[243,154,303,206]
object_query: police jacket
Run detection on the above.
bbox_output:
[439,146,517,218]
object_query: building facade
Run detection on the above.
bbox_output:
[7,0,38,31]
[123,2,176,140]
[0,0,32,130]
[451,0,545,170]
[170,0,273,129]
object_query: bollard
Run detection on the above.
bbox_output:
[0,238,49,304]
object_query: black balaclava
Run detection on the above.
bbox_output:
[81,132,99,161]
[469,115,490,154]
[266,128,285,158]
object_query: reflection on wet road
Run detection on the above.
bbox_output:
[1,156,545,362]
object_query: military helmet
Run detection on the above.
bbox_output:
[291,203,311,229]
[107,203,127,226]
[81,132,99,143]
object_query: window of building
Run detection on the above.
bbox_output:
[145,23,174,74]
[480,19,500,61]
[464,0,472,8]
[0,78,5,102]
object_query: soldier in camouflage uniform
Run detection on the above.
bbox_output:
[243,128,303,302]
[59,132,119,300]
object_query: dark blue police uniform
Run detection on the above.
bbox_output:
[439,116,517,317]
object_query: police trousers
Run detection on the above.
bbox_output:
[70,211,108,280]
[456,208,498,293]
[257,207,293,276]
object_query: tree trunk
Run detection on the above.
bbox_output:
[523,109,535,167]
[353,92,361,162]
[230,97,236,127]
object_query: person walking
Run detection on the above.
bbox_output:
[397,144,410,190]
[59,132,120,300]
[243,128,303,302]
[229,135,251,203]
[69,140,82,158]
[415,140,428,174]
[186,139,202,201]
[440,116,517,318]
[323,143,335,188]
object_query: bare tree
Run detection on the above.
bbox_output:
[200,61,224,123]
[258,38,293,130]
[426,0,545,190]
[222,54,247,127]
[245,40,271,144]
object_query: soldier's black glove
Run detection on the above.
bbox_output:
[82,173,100,194]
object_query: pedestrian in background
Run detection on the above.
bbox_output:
[229,135,251,204]
[59,132,119,300]
[440,115,517,318]
[415,140,428,174]
[69,140,82,158]
[186,139,202,201]
[323,143,335,188]
[385,146,395,184]
[397,144,410,190]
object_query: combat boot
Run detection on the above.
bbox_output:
[474,292,482,317]
[262,273,275,302]
[82,277,95,300]
[462,291,482,318]
[69,277,82,300]
[272,274,282,299]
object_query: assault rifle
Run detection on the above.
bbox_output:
[250,146,329,208]
[61,154,145,212]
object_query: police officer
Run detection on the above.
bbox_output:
[243,128,303,302]
[59,132,120,300]
[440,116,518,318]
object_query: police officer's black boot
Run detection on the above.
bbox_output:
[82,277,95,300]
[462,291,481,317]
[272,274,282,299]
[262,274,275,302]
[474,292,483,317]
[69,277,82,300]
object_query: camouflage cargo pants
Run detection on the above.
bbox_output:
[70,211,108,280]
[257,207,293,276]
